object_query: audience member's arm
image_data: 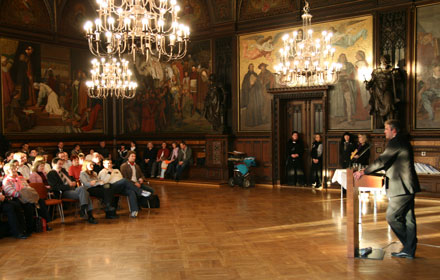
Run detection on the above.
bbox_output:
[79,172,95,188]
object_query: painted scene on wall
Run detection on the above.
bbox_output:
[415,4,440,129]
[238,15,373,131]
[122,40,214,133]
[1,38,104,134]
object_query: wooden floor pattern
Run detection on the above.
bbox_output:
[1,183,440,280]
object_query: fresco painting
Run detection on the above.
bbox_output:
[1,38,103,134]
[122,40,214,133]
[239,15,373,131]
[415,4,440,129]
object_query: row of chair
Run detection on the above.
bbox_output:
[28,183,132,223]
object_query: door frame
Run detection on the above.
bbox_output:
[268,86,330,186]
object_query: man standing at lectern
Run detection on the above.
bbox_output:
[354,119,420,259]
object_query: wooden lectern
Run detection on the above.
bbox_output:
[346,168,384,258]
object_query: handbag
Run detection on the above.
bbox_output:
[19,186,40,204]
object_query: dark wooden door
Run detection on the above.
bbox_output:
[281,99,324,185]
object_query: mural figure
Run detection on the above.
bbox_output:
[257,63,275,122]
[240,63,264,127]
[242,35,277,61]
[332,53,356,122]
[15,45,36,107]
[418,62,440,121]
[33,82,67,117]
[204,74,226,131]
[366,55,401,125]
[353,50,370,117]
[329,23,368,49]
[1,55,15,106]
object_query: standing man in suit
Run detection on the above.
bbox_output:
[354,120,420,259]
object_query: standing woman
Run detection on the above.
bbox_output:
[79,160,118,219]
[286,131,305,186]
[310,134,323,188]
[353,133,370,167]
[339,132,355,168]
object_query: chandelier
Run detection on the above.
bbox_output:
[83,0,190,62]
[86,57,138,99]
[274,0,341,87]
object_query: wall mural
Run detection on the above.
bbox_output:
[238,15,373,132]
[0,0,51,31]
[59,0,96,38]
[415,4,440,129]
[239,0,295,21]
[178,0,211,30]
[122,40,213,133]
[1,38,104,134]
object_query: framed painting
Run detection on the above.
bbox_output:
[120,39,214,134]
[414,4,440,129]
[238,15,374,132]
[1,38,105,134]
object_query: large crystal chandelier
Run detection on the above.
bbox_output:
[83,0,190,62]
[274,0,341,87]
[86,57,138,99]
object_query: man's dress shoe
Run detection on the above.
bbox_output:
[391,251,414,259]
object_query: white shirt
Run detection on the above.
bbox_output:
[130,164,137,182]
[98,168,124,184]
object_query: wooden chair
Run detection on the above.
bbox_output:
[29,182,65,223]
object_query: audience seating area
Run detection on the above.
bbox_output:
[10,139,210,181]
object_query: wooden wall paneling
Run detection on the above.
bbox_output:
[234,136,272,183]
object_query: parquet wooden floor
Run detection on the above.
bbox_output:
[1,183,439,280]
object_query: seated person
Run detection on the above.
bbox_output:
[57,152,72,171]
[3,162,51,233]
[151,142,170,178]
[142,142,157,177]
[91,152,104,173]
[98,159,151,218]
[79,160,118,219]
[47,157,97,224]
[28,149,37,165]
[352,133,370,167]
[34,154,51,174]
[70,144,82,157]
[13,152,31,180]
[53,141,64,158]
[120,151,155,195]
[117,143,128,168]
[165,142,179,179]
[175,141,193,181]
[29,160,50,188]
[0,192,28,239]
[96,141,111,159]
[68,155,82,182]
[85,149,95,161]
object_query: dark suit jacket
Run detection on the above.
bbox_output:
[47,168,75,192]
[177,146,192,164]
[364,134,421,197]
